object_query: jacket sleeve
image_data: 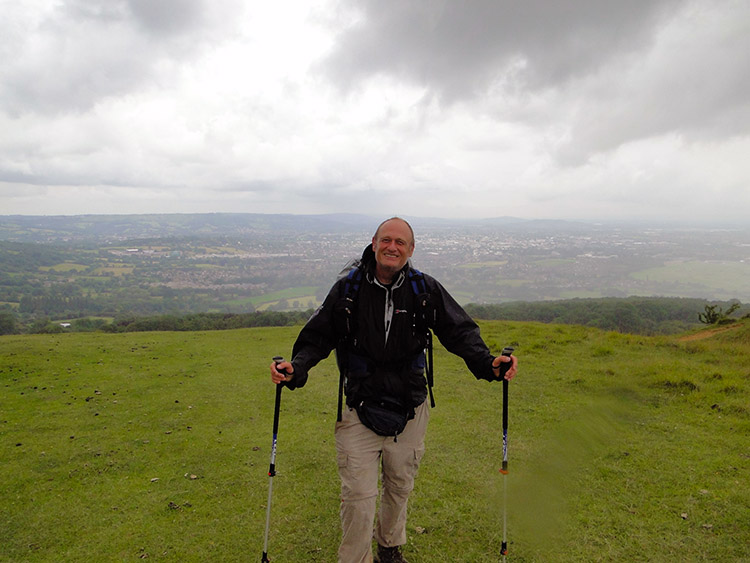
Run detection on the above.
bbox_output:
[286,280,343,389]
[426,274,497,382]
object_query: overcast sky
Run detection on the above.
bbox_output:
[1,0,748,223]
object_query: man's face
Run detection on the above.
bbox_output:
[372,219,414,275]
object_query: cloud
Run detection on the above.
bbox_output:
[0,0,243,116]
[127,0,205,35]
[320,0,678,99]
[556,0,750,160]
[320,0,750,161]
[0,0,748,223]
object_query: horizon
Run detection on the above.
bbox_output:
[0,211,747,230]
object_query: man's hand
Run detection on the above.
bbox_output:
[270,360,294,384]
[492,354,518,381]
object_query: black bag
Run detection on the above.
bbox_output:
[355,396,412,438]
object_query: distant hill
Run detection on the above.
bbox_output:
[0,213,377,242]
[0,213,598,243]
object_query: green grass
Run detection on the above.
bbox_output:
[256,296,319,311]
[39,263,89,273]
[631,260,750,300]
[235,286,321,311]
[1,321,748,561]
[250,287,319,304]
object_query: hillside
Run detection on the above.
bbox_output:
[1,320,748,561]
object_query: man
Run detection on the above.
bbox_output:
[270,217,518,563]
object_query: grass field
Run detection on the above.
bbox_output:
[1,321,748,561]
[631,260,750,300]
[39,263,89,273]
[231,286,321,311]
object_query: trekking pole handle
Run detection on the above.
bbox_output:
[269,357,285,475]
[497,346,514,378]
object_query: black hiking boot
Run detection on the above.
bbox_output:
[375,544,409,563]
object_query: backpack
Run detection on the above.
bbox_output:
[335,264,436,422]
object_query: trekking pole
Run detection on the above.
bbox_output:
[498,346,514,561]
[262,356,286,563]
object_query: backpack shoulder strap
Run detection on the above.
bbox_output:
[343,266,363,299]
[408,268,436,408]
[336,265,363,423]
[408,267,426,295]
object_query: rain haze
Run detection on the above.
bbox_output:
[1,0,748,224]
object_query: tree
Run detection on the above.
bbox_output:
[0,311,18,335]
[698,302,741,325]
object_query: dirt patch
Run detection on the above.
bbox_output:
[678,323,743,342]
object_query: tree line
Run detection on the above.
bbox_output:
[464,296,747,335]
[2,297,747,336]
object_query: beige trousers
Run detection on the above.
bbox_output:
[335,400,429,563]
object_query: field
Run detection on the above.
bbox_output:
[631,261,750,300]
[1,321,749,561]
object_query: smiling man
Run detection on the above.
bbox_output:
[270,216,518,563]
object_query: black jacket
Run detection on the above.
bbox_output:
[287,246,499,405]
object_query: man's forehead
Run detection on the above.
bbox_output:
[377,219,411,239]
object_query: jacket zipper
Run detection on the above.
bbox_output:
[384,286,393,345]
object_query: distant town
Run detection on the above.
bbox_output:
[1,214,748,323]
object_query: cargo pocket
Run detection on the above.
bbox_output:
[337,450,349,471]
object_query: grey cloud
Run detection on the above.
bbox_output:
[320,0,680,100]
[320,0,750,160]
[127,0,205,36]
[62,0,208,35]
[0,0,240,116]
[557,1,750,160]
